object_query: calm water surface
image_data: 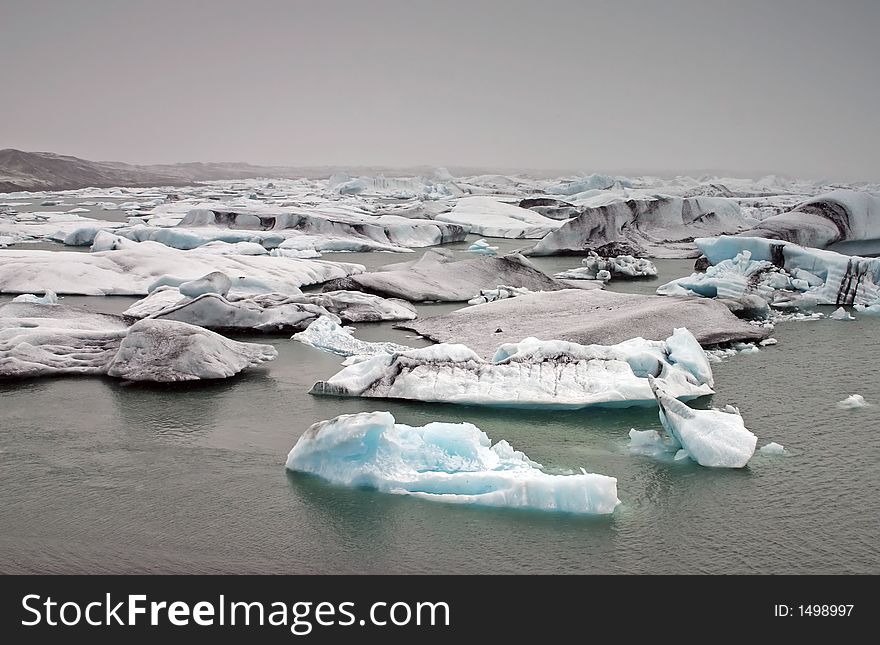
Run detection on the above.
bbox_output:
[1,237,878,573]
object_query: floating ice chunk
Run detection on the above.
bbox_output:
[662,236,880,309]
[178,272,232,298]
[731,342,760,354]
[106,319,276,381]
[306,290,416,323]
[674,449,691,461]
[324,249,570,302]
[648,376,757,468]
[11,291,57,305]
[192,240,269,255]
[829,307,854,321]
[467,285,532,305]
[759,442,786,456]
[854,303,880,315]
[292,316,412,358]
[67,207,90,214]
[310,329,714,409]
[759,338,778,346]
[126,287,415,330]
[528,196,746,258]
[0,303,276,381]
[627,428,670,458]
[555,252,657,281]
[836,394,868,409]
[0,234,363,296]
[436,196,564,239]
[466,239,498,255]
[665,327,714,388]
[285,411,619,515]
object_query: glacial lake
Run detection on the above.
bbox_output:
[1,235,878,574]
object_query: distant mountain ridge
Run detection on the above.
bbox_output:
[0,149,569,193]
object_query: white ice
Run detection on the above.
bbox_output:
[292,316,413,358]
[310,328,714,409]
[658,236,880,310]
[648,376,757,468]
[285,411,619,515]
[466,239,498,255]
[0,232,364,296]
[467,285,533,305]
[759,442,787,456]
[836,394,868,409]
[435,196,565,239]
[555,252,657,281]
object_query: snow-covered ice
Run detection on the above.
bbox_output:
[285,411,619,514]
[648,376,757,468]
[829,307,854,320]
[310,328,715,409]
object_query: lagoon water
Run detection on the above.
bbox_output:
[1,236,879,574]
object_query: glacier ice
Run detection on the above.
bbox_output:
[466,239,498,255]
[106,319,277,381]
[648,376,757,468]
[292,316,413,358]
[126,282,416,330]
[528,195,748,258]
[285,411,619,514]
[657,236,880,310]
[836,394,868,409]
[829,307,854,321]
[555,252,657,282]
[310,328,714,409]
[323,249,571,302]
[0,233,364,296]
[11,291,58,305]
[401,288,768,359]
[738,190,880,251]
[0,302,276,381]
[179,271,232,298]
[435,196,565,239]
[759,442,786,456]
[467,285,532,305]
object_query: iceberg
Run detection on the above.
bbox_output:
[0,233,364,296]
[131,291,335,332]
[401,289,768,358]
[738,190,880,252]
[286,411,619,514]
[555,252,657,281]
[305,290,416,323]
[292,317,413,358]
[467,285,532,305]
[528,195,748,258]
[836,394,868,409]
[759,442,786,456]
[466,239,499,255]
[322,249,572,302]
[11,291,58,305]
[658,236,880,309]
[310,328,715,409]
[829,307,854,321]
[435,196,565,239]
[648,376,757,468]
[179,271,232,298]
[0,302,276,381]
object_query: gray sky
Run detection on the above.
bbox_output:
[2,0,878,180]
